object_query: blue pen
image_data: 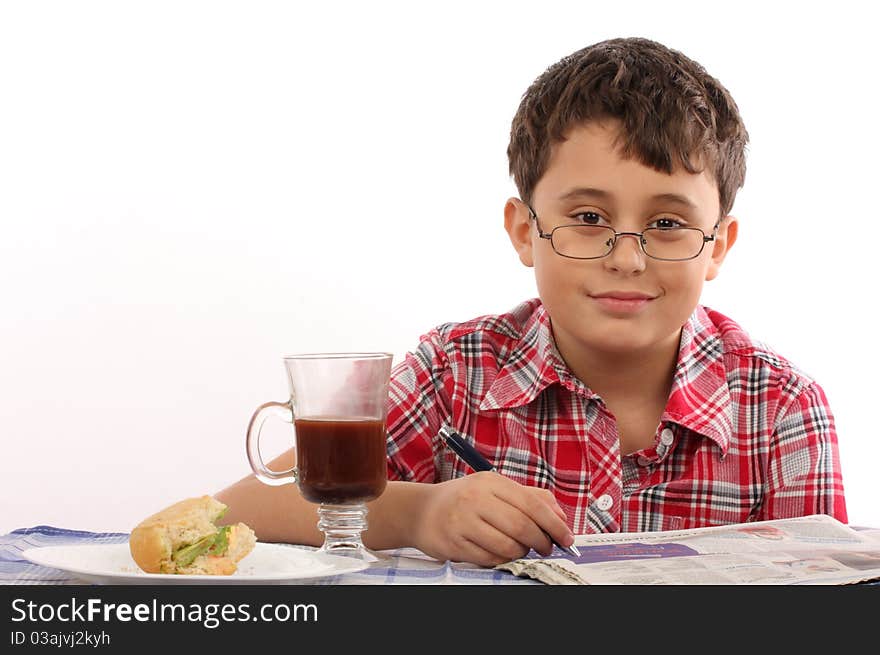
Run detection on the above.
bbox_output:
[439,425,581,558]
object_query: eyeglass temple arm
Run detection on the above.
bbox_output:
[704,218,724,242]
[526,204,554,239]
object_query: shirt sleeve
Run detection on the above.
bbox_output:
[758,380,848,523]
[385,328,453,483]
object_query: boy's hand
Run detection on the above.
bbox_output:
[411,472,575,567]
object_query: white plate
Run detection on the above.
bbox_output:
[22,543,369,584]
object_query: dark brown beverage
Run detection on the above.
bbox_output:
[294,416,388,504]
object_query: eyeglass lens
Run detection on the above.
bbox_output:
[551,225,706,260]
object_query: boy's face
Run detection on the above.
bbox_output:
[505,120,738,363]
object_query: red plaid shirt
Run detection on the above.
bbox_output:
[386,299,847,534]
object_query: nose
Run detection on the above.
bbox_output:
[603,232,646,275]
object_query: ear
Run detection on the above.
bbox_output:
[705,215,738,281]
[504,198,534,267]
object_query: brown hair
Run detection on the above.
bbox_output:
[508,37,749,217]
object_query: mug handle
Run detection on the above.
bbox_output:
[246,400,298,486]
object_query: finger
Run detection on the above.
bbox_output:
[487,476,567,521]
[542,490,568,521]
[460,506,535,562]
[456,528,530,567]
[450,538,510,568]
[493,483,574,550]
[477,500,555,557]
[461,473,556,554]
[430,477,532,565]
[447,499,533,564]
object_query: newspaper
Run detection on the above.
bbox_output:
[496,514,880,585]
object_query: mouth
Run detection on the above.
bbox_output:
[588,291,656,314]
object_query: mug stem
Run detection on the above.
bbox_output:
[316,504,381,562]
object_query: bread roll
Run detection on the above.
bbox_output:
[129,495,256,575]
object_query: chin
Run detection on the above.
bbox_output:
[563,321,656,354]
[586,333,657,355]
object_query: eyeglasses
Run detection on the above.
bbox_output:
[527,205,719,262]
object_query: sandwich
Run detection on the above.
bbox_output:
[129,495,256,575]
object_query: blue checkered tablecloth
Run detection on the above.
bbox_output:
[0,526,538,585]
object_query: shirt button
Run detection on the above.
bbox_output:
[660,428,674,446]
[596,494,613,511]
[637,456,652,467]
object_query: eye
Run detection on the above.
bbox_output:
[572,211,607,226]
[649,217,685,230]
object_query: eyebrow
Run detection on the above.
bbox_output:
[558,187,699,210]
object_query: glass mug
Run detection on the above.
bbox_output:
[246,353,393,561]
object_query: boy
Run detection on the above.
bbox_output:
[217,37,846,567]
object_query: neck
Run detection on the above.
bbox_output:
[553,329,681,402]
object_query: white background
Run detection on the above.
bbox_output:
[1,0,876,535]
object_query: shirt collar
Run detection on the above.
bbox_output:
[480,302,732,455]
[480,303,603,412]
[662,306,732,455]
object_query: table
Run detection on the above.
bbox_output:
[0,525,538,585]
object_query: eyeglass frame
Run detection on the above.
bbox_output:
[526,204,721,262]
